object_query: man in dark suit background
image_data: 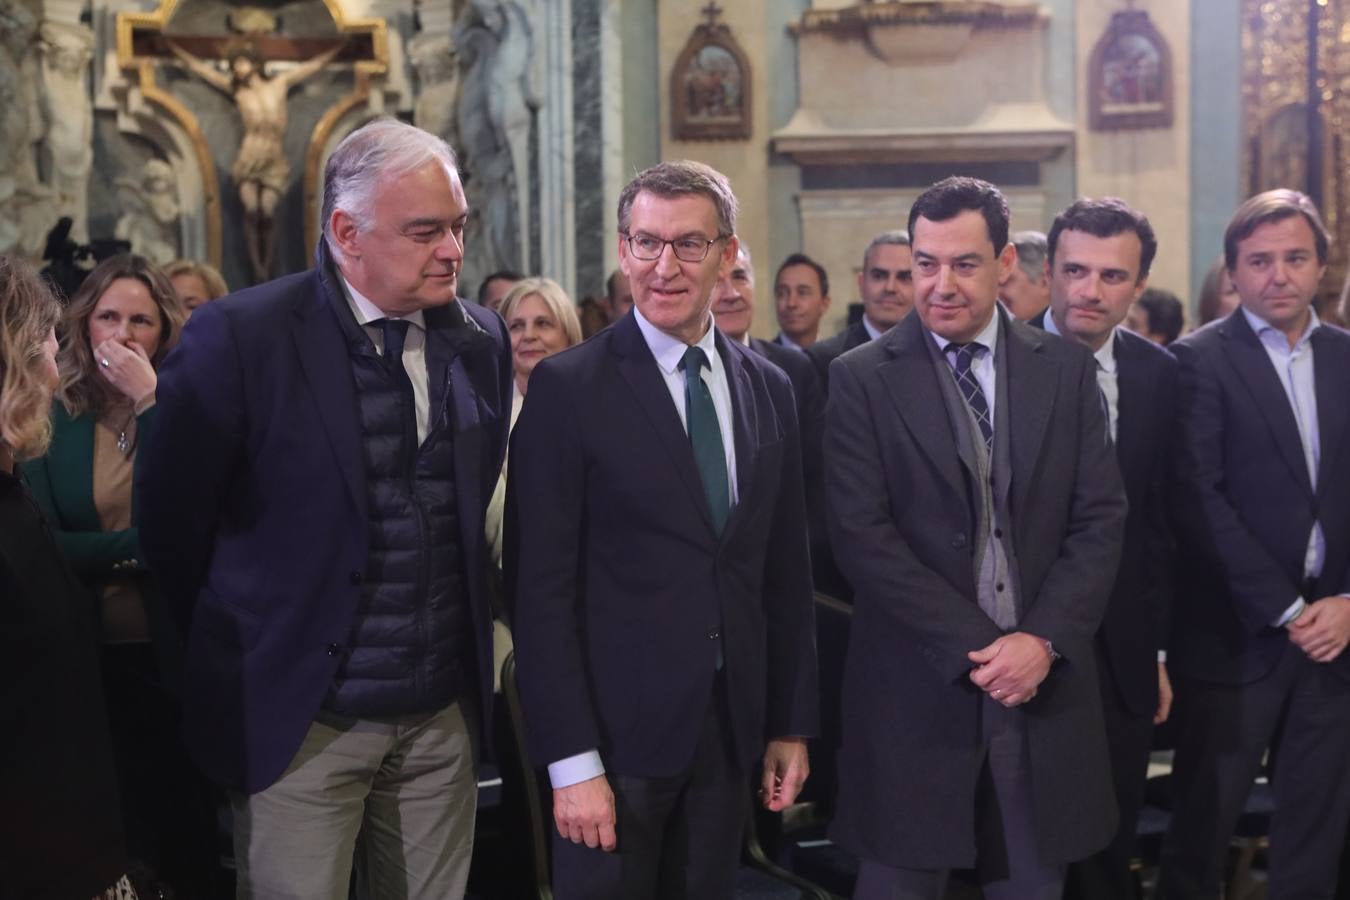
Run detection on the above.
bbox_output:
[807,229,913,385]
[710,243,845,598]
[138,118,512,898]
[1159,189,1350,899]
[1028,198,1179,900]
[826,176,1127,899]
[507,160,819,899]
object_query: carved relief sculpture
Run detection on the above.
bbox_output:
[39,21,95,244]
[409,31,458,141]
[453,0,539,279]
[114,157,182,264]
[166,15,345,282]
[0,0,56,260]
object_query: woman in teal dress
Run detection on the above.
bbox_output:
[22,254,221,897]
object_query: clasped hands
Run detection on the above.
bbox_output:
[968,631,1053,707]
[551,737,809,853]
[1287,595,1350,663]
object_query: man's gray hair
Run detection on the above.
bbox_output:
[1011,230,1048,282]
[617,160,738,238]
[737,242,754,276]
[861,229,910,269]
[321,117,459,262]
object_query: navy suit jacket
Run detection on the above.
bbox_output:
[748,336,844,598]
[1030,314,1178,716]
[1170,309,1350,684]
[138,246,512,792]
[506,312,819,778]
[826,310,1126,869]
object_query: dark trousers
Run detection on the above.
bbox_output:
[854,700,1064,900]
[1158,647,1350,900]
[102,643,224,898]
[551,682,747,900]
[1065,663,1155,900]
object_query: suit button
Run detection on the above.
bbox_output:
[952,534,968,549]
[994,528,1003,539]
[708,630,720,641]
[996,583,1005,592]
[349,571,363,585]
[327,643,341,656]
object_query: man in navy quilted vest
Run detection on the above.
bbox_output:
[138,117,512,899]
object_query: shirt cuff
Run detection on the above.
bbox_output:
[1274,596,1307,628]
[547,750,605,789]
[1156,649,1167,663]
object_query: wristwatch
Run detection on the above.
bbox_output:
[1043,639,1061,663]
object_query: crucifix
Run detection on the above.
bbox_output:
[127,9,372,281]
[700,2,723,27]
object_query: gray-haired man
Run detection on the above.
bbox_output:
[140,117,513,898]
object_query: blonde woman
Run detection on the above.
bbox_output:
[0,255,140,900]
[485,277,583,568]
[164,258,229,317]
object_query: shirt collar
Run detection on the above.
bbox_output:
[929,307,1001,356]
[1241,304,1320,350]
[1043,310,1117,374]
[862,315,887,341]
[339,273,426,332]
[634,304,717,375]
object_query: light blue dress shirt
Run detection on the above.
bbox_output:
[1241,307,1325,625]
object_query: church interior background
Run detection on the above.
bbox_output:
[0,0,1337,337]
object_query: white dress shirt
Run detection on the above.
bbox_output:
[548,306,740,790]
[862,315,887,342]
[340,275,431,445]
[1043,314,1119,442]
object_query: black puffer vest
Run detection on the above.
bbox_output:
[325,309,470,717]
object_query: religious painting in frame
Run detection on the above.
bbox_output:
[1088,9,1174,131]
[670,4,752,141]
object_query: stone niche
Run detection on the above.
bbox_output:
[773,0,1072,334]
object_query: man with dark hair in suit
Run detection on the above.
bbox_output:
[774,251,831,350]
[1030,197,1178,900]
[1159,188,1350,900]
[711,243,843,598]
[477,268,522,310]
[807,229,913,386]
[138,118,512,898]
[508,160,819,900]
[827,176,1127,900]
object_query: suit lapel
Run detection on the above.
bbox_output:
[292,271,366,517]
[613,314,719,536]
[718,333,757,540]
[1004,318,1057,517]
[1313,326,1350,496]
[1220,312,1313,495]
[880,317,967,502]
[1112,331,1150,487]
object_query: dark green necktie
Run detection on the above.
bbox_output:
[679,345,730,535]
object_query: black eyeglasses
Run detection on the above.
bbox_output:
[624,232,727,263]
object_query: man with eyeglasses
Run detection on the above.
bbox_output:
[139,118,512,898]
[508,160,819,899]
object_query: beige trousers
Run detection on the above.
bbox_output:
[231,699,478,900]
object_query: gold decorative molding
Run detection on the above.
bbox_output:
[116,0,389,272]
[1240,0,1348,312]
